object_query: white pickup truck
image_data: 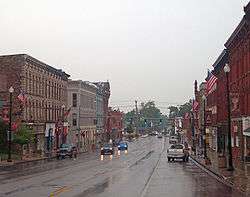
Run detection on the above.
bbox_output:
[167,144,189,162]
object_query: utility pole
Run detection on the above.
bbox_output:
[135,100,139,135]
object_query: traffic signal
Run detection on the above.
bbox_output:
[160,119,162,124]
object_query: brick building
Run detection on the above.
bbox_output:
[67,80,97,152]
[93,82,110,143]
[224,3,250,161]
[0,54,69,156]
[206,50,229,154]
[107,108,124,142]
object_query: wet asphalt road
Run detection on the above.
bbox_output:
[0,137,245,197]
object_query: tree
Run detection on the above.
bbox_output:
[13,125,34,146]
[125,101,166,131]
[178,100,192,117]
[127,124,134,134]
[168,100,192,118]
[168,106,179,118]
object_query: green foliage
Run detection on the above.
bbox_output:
[125,101,167,129]
[168,100,192,118]
[13,125,34,145]
[127,124,134,134]
[139,101,161,119]
[125,109,136,124]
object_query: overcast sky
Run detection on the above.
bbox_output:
[0,0,249,113]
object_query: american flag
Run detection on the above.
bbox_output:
[192,99,199,112]
[17,91,27,103]
[206,70,217,95]
[64,107,71,117]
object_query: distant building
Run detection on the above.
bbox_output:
[67,80,97,151]
[93,82,110,142]
[0,54,69,155]
[107,108,124,142]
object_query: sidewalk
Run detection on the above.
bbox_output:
[0,149,89,169]
[190,148,250,195]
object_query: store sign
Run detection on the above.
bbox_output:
[242,117,250,136]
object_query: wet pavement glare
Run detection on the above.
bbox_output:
[0,137,245,197]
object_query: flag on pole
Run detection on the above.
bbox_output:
[17,90,27,103]
[64,107,71,117]
[192,99,199,112]
[206,70,217,95]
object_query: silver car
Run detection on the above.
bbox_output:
[167,144,189,162]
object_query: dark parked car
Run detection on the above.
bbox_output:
[56,144,77,159]
[101,144,114,155]
[117,141,128,151]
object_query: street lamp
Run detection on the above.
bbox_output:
[202,95,207,159]
[7,86,14,162]
[61,104,65,145]
[224,63,234,171]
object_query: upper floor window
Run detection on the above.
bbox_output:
[72,93,77,107]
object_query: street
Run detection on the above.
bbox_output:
[0,137,244,197]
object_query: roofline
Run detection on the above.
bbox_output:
[224,17,246,48]
[0,53,70,79]
[212,49,228,68]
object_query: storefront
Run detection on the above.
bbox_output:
[45,123,56,153]
[242,117,250,161]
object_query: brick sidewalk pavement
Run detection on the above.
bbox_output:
[191,148,250,195]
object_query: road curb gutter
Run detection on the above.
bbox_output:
[190,155,245,194]
[0,150,89,170]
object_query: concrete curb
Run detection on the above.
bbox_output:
[0,150,89,170]
[190,155,246,194]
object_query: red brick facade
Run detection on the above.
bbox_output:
[107,108,124,141]
[0,54,69,155]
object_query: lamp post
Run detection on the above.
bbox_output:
[7,86,14,162]
[224,63,234,171]
[61,104,65,145]
[202,95,207,159]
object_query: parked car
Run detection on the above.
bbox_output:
[56,144,77,159]
[169,135,179,144]
[157,133,163,138]
[141,134,149,138]
[101,144,114,155]
[167,144,189,162]
[117,141,128,151]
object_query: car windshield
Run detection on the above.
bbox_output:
[170,144,183,149]
[104,144,112,148]
[60,144,70,148]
